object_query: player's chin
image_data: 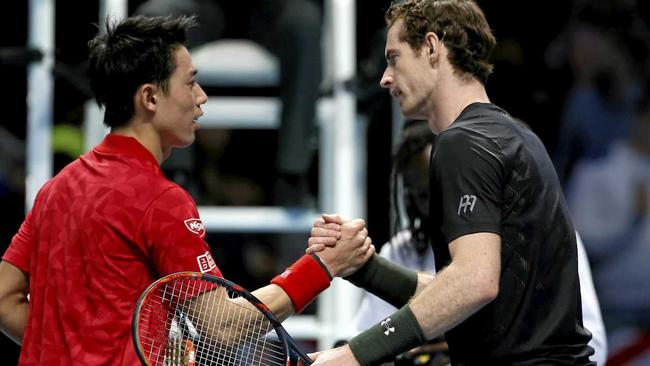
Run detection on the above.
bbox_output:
[400,105,417,119]
[401,102,426,120]
[176,133,196,148]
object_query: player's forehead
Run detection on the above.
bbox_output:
[385,19,406,53]
[172,46,197,77]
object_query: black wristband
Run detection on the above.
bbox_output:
[349,305,426,366]
[344,253,418,308]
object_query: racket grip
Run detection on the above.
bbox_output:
[290,348,312,366]
[184,339,196,366]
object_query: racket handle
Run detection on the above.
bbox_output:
[184,339,196,366]
[291,348,312,365]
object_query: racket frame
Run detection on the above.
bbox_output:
[132,271,312,365]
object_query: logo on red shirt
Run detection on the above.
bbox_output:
[197,251,217,273]
[184,218,206,237]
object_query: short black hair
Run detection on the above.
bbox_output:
[88,15,196,128]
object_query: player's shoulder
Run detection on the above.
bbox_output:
[100,157,187,207]
[154,183,195,202]
[438,103,519,154]
[146,182,198,214]
[33,158,84,200]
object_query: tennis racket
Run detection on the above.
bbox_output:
[132,271,312,366]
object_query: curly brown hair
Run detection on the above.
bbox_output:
[385,0,496,85]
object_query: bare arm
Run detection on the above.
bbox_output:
[251,284,294,321]
[231,216,374,322]
[0,261,29,345]
[410,232,500,339]
[305,232,500,365]
[413,272,435,297]
[185,286,287,346]
[189,218,373,344]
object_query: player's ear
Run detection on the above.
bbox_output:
[138,83,158,112]
[424,31,440,61]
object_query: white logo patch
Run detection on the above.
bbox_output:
[184,218,206,237]
[196,251,217,273]
[381,317,395,336]
[457,194,477,215]
[279,269,291,278]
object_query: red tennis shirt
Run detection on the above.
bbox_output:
[2,134,222,365]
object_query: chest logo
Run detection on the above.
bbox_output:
[457,194,477,215]
[196,251,217,273]
[184,218,206,238]
[381,317,395,335]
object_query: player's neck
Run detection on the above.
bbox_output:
[111,120,166,165]
[428,75,489,133]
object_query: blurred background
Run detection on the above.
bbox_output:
[1,0,648,364]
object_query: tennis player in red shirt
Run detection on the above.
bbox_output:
[0,15,374,365]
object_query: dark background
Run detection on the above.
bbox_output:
[1,0,648,362]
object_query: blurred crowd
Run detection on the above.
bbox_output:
[549,2,650,363]
[0,0,648,364]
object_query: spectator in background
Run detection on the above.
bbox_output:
[566,78,650,363]
[547,0,650,185]
[135,0,322,206]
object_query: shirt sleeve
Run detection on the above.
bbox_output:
[2,209,35,273]
[432,128,505,243]
[139,186,222,278]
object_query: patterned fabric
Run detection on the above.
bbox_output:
[3,134,222,365]
[429,103,593,364]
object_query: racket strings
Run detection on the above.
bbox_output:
[137,277,288,365]
[192,280,288,365]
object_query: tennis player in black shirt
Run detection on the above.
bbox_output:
[304,0,595,364]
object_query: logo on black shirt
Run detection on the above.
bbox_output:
[457,195,477,215]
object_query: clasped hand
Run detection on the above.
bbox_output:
[308,214,374,278]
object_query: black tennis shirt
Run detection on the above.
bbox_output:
[429,103,594,365]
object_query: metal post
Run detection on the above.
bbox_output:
[100,0,128,24]
[26,0,54,210]
[83,0,127,152]
[319,0,363,349]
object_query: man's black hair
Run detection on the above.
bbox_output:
[88,15,196,128]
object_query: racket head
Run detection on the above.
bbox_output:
[132,271,298,366]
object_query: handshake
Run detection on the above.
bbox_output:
[307,214,375,278]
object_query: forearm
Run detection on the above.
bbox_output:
[0,261,29,345]
[191,288,276,346]
[413,272,435,297]
[0,293,28,345]
[348,263,496,365]
[251,284,294,321]
[410,262,496,339]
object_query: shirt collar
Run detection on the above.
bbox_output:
[94,134,160,167]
